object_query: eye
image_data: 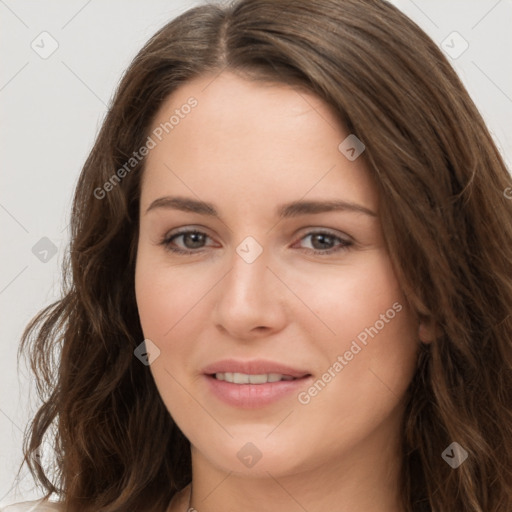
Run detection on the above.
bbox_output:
[160,229,214,254]
[294,230,353,255]
[159,228,353,256]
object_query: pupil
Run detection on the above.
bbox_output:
[312,234,333,249]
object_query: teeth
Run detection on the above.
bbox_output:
[214,372,296,384]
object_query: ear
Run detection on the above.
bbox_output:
[418,320,435,344]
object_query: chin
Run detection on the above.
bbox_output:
[192,432,308,477]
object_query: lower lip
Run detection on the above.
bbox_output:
[204,374,313,409]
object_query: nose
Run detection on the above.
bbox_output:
[212,244,288,340]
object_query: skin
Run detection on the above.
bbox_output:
[135,71,432,512]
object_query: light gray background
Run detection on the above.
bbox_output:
[1,0,511,506]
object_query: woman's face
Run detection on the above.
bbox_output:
[135,71,420,478]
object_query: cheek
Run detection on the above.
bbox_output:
[293,250,419,389]
[291,250,412,342]
[134,251,215,403]
[135,270,172,342]
[290,254,418,449]
[135,249,205,341]
[135,256,204,419]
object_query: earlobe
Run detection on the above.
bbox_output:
[418,321,435,344]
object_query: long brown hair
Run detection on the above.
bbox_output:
[17,0,512,510]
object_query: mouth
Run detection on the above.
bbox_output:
[203,369,313,408]
[202,359,311,380]
[209,372,310,384]
[201,359,313,407]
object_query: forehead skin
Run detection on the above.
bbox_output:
[139,71,379,231]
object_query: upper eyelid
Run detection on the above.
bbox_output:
[166,228,217,243]
[165,226,349,239]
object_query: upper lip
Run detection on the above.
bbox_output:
[202,359,311,379]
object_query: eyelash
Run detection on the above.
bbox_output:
[159,228,353,256]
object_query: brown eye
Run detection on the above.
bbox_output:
[176,231,207,249]
[309,233,337,250]
[297,231,353,255]
[160,229,212,254]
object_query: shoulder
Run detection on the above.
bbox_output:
[0,499,64,512]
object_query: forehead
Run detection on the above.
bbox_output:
[140,71,377,216]
[151,71,338,129]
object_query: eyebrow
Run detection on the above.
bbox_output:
[144,196,377,218]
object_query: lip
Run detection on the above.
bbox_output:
[201,359,311,379]
[202,359,313,409]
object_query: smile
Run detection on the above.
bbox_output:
[213,372,297,384]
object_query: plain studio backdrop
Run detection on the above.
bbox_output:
[0,0,511,506]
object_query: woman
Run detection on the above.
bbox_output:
[4,0,512,511]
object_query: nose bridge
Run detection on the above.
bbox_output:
[213,238,285,335]
[224,241,270,303]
